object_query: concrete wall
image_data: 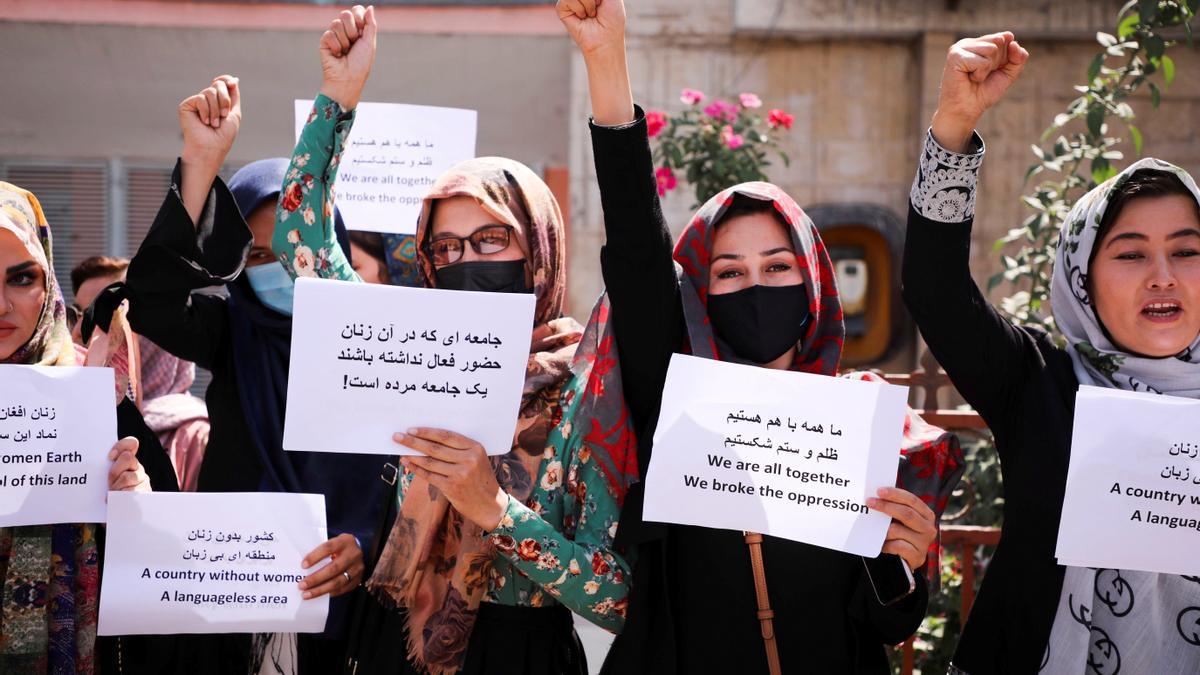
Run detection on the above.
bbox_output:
[4,0,1200,371]
[564,0,1200,370]
[0,21,570,171]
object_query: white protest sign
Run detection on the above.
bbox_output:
[1055,386,1200,575]
[284,277,534,456]
[0,365,114,526]
[294,99,477,234]
[98,491,329,635]
[643,354,908,556]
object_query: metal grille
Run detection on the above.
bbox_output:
[0,162,108,306]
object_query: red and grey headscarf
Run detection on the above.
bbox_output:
[672,181,844,373]
[585,181,962,584]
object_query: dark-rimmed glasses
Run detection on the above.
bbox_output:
[424,224,516,266]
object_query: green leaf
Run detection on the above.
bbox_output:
[1118,12,1141,39]
[1087,53,1105,82]
[1150,81,1162,108]
[1091,157,1117,184]
[1139,0,1159,22]
[1145,34,1166,59]
[987,271,1006,291]
[1086,105,1105,137]
[1163,55,1176,87]
[1129,123,1144,154]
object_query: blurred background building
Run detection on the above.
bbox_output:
[2,0,1198,376]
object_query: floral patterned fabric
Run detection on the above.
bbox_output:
[0,183,99,675]
[274,96,632,675]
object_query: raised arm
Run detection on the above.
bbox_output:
[559,0,683,435]
[273,5,377,283]
[901,33,1037,422]
[126,75,250,368]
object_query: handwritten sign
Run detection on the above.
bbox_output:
[0,365,114,526]
[642,354,908,556]
[98,491,329,635]
[1055,386,1200,575]
[283,278,534,456]
[294,99,477,234]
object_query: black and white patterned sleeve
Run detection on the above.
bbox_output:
[909,128,986,223]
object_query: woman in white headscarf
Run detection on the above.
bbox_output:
[903,31,1200,674]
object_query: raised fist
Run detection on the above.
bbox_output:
[178,75,241,168]
[557,0,626,58]
[319,4,378,111]
[933,32,1029,152]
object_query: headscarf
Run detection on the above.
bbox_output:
[382,233,424,287]
[224,159,376,642]
[1043,157,1200,673]
[587,182,961,592]
[366,157,586,675]
[138,338,208,492]
[0,183,99,674]
[678,183,962,579]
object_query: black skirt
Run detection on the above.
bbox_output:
[344,592,586,675]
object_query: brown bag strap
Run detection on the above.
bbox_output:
[744,532,781,675]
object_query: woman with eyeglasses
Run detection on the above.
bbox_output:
[272,6,634,675]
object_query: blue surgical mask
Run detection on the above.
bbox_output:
[244,262,295,316]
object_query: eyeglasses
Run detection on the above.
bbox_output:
[424,224,515,267]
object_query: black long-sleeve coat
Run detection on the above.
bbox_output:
[594,113,927,675]
[902,207,1079,674]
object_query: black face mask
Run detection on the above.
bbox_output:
[707,284,810,364]
[435,259,531,293]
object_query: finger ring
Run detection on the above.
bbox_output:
[342,571,352,584]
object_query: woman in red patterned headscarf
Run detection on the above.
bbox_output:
[559,1,961,673]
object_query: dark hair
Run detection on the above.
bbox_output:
[71,255,129,294]
[1094,169,1200,258]
[348,231,387,267]
[716,193,790,230]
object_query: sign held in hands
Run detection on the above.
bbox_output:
[1055,385,1200,575]
[284,278,535,456]
[642,354,909,557]
[98,491,329,635]
[0,365,115,527]
[293,99,477,234]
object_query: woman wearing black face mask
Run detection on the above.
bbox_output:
[274,7,636,675]
[558,1,965,673]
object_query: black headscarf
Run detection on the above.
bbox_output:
[226,159,380,636]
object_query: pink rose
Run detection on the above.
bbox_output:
[680,88,705,105]
[645,110,667,138]
[654,167,677,197]
[703,100,738,122]
[720,125,744,150]
[768,108,795,130]
[739,92,762,109]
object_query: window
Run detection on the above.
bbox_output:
[0,159,247,397]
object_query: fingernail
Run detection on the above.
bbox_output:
[303,591,313,599]
[866,498,878,508]
[875,487,888,497]
[406,427,418,435]
[393,432,405,442]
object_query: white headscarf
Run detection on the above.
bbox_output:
[1042,157,1200,674]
